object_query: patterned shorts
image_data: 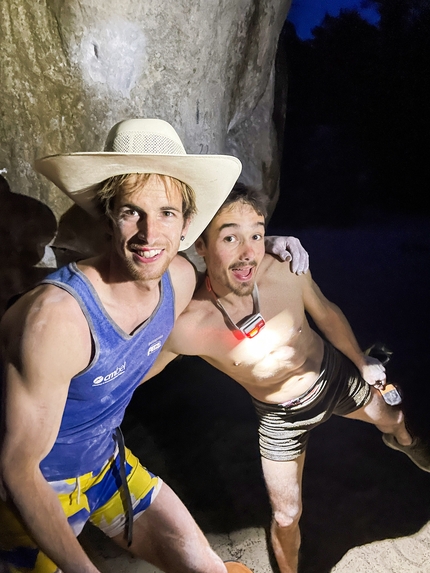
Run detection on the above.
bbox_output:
[0,447,162,573]
[252,342,372,461]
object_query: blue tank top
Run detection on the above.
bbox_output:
[39,262,175,480]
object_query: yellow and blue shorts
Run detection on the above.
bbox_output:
[0,447,162,573]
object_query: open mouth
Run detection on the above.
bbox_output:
[130,246,163,262]
[230,265,255,282]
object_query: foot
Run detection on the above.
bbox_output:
[383,433,430,472]
[224,562,253,573]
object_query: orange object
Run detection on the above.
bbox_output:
[225,561,254,573]
[380,383,402,405]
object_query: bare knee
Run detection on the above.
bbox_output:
[378,406,406,432]
[272,501,302,530]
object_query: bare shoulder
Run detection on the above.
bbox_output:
[258,253,307,284]
[168,254,198,316]
[0,285,93,466]
[257,255,314,310]
[1,284,88,331]
[1,284,91,374]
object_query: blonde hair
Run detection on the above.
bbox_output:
[96,173,197,222]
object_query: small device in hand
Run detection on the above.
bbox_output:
[379,383,402,406]
[365,343,402,406]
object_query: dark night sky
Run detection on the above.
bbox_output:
[288,0,380,39]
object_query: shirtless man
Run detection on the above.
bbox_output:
[148,183,430,573]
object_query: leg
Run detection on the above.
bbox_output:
[345,386,430,471]
[0,490,75,573]
[343,386,411,445]
[112,481,226,573]
[261,452,306,573]
[90,447,228,573]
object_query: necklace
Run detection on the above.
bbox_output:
[205,275,265,338]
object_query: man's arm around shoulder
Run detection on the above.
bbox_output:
[142,259,201,383]
[0,286,100,573]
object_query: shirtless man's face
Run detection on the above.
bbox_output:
[110,174,190,282]
[196,201,265,297]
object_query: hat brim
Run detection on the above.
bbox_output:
[34,153,242,250]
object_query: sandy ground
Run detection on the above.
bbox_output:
[79,214,430,572]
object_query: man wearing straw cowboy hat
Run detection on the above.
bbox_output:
[0,118,307,573]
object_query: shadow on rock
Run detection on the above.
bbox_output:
[0,175,109,318]
[0,175,57,315]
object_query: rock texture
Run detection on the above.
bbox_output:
[0,0,291,220]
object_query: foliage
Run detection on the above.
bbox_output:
[273,0,430,227]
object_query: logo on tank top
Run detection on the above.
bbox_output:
[147,335,164,356]
[92,361,127,386]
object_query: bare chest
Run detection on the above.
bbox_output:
[201,300,309,384]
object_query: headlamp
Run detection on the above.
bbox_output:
[239,313,266,338]
[205,275,265,338]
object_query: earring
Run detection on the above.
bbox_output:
[180,235,185,241]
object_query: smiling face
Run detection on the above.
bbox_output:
[109,174,190,282]
[196,201,266,297]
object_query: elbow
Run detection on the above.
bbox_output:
[0,447,14,498]
[0,458,24,508]
[314,307,342,331]
[313,315,334,335]
[0,447,36,501]
[0,453,12,501]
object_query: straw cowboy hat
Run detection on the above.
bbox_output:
[34,118,242,250]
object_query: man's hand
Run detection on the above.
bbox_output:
[359,355,387,390]
[264,236,309,274]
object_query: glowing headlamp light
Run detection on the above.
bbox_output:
[239,313,266,338]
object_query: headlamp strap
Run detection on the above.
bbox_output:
[205,275,265,337]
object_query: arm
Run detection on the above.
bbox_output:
[142,346,180,382]
[0,288,100,573]
[302,272,386,388]
[264,235,309,274]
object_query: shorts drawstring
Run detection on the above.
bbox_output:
[70,478,81,506]
[115,427,133,547]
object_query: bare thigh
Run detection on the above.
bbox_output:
[343,386,404,429]
[261,452,306,522]
[111,482,225,573]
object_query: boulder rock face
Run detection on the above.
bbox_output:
[0,0,291,311]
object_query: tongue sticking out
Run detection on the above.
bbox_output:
[232,267,253,281]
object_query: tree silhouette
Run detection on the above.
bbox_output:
[271,1,430,229]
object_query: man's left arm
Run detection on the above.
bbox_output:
[265,236,309,275]
[302,272,386,389]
